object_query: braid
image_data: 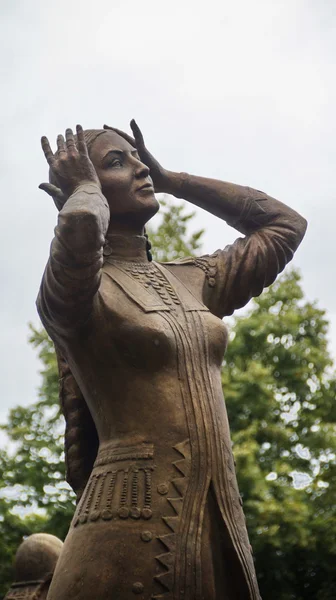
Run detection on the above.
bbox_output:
[81,129,107,149]
[56,349,99,502]
[144,229,153,262]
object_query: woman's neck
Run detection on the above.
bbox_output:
[103,233,149,263]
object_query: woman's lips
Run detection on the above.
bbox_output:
[137,182,154,192]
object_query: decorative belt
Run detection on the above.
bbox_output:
[74,442,155,527]
[93,441,154,468]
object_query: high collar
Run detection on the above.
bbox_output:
[103,234,149,263]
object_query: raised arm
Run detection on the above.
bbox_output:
[37,126,109,334]
[167,174,307,316]
[104,120,307,318]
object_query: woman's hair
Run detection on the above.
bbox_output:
[56,349,99,501]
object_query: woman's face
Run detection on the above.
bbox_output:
[89,131,159,224]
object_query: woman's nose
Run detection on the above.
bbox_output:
[134,160,150,179]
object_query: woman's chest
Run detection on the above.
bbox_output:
[89,262,228,372]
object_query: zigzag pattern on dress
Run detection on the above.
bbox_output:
[152,439,191,599]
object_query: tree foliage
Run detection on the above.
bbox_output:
[147,195,204,262]
[225,270,336,599]
[0,198,335,598]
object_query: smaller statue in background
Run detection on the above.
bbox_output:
[4,533,63,600]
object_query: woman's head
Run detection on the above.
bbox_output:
[49,129,159,227]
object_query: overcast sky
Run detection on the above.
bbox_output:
[1,0,335,427]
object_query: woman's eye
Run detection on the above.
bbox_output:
[106,159,123,168]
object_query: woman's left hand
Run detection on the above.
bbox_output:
[103,120,168,193]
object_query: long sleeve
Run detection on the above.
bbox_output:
[200,188,307,318]
[37,183,110,335]
[165,183,307,319]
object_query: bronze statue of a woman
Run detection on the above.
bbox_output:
[37,121,307,599]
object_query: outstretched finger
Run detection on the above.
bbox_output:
[76,124,88,155]
[65,128,77,153]
[41,136,55,166]
[130,119,145,148]
[103,124,136,148]
[38,181,64,198]
[57,134,66,154]
[39,183,66,210]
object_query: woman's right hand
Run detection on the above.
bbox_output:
[103,120,169,193]
[39,125,101,209]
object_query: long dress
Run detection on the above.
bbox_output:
[37,182,306,599]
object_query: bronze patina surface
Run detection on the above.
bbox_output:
[37,122,307,599]
[4,533,63,600]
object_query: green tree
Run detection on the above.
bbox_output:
[224,269,336,599]
[147,196,204,262]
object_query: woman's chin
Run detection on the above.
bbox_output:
[108,195,160,224]
[133,193,160,218]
